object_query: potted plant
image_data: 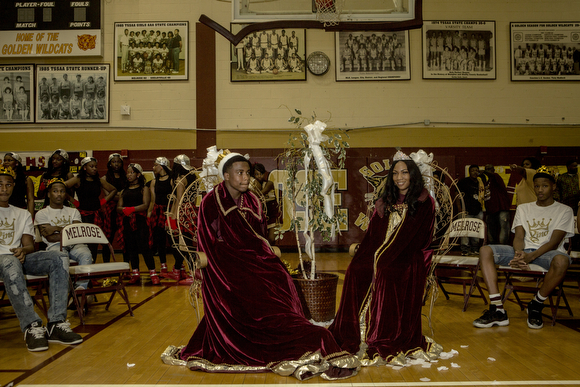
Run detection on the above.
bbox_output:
[277,108,349,324]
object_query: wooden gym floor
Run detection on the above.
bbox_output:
[1,251,580,387]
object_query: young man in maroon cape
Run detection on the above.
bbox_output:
[162,153,359,380]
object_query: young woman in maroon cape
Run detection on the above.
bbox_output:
[162,153,360,380]
[329,150,443,366]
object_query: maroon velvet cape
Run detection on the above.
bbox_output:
[179,182,355,375]
[329,189,436,361]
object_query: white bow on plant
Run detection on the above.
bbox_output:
[303,120,336,268]
[200,145,222,192]
[410,149,437,208]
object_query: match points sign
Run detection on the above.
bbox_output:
[0,1,103,57]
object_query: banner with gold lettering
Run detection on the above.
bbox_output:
[0,1,102,57]
[0,30,102,57]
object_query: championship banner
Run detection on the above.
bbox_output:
[0,1,103,57]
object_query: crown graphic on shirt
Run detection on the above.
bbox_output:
[526,217,551,231]
[53,215,72,227]
[0,217,15,229]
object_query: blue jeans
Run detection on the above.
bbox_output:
[0,250,70,332]
[489,245,572,270]
[49,243,92,289]
[172,47,180,71]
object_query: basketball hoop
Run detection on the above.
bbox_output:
[314,0,345,27]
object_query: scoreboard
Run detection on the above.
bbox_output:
[0,0,103,57]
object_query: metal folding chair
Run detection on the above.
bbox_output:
[62,223,134,325]
[434,217,488,311]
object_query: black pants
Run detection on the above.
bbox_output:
[124,216,155,271]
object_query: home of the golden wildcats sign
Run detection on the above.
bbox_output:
[0,0,103,57]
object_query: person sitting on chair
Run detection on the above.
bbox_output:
[473,166,575,329]
[162,153,360,380]
[35,178,93,292]
[0,167,83,352]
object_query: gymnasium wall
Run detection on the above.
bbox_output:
[2,0,579,248]
[0,0,579,152]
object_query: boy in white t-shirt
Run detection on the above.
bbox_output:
[0,167,82,352]
[35,178,93,290]
[473,166,574,329]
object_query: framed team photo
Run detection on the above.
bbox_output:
[510,22,580,81]
[114,21,189,81]
[422,21,496,80]
[230,24,307,82]
[0,64,34,124]
[335,30,411,81]
[36,64,110,123]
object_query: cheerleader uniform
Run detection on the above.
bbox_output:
[77,178,106,260]
[150,177,172,272]
[102,174,125,262]
[119,186,158,284]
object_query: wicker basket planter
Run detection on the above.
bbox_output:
[292,273,338,323]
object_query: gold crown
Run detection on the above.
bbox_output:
[215,149,231,164]
[0,166,16,179]
[534,165,556,182]
[47,178,66,188]
[536,165,553,175]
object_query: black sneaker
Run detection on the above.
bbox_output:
[473,305,510,328]
[527,300,544,329]
[25,321,49,352]
[47,321,83,345]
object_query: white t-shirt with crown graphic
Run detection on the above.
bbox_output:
[34,206,82,249]
[511,200,574,253]
[0,205,34,255]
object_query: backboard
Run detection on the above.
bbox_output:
[233,0,414,23]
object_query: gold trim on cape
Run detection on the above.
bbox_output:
[352,204,443,367]
[216,184,262,221]
[356,336,443,367]
[359,205,406,343]
[161,346,360,381]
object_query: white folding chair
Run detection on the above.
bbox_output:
[62,223,134,325]
[434,217,487,311]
